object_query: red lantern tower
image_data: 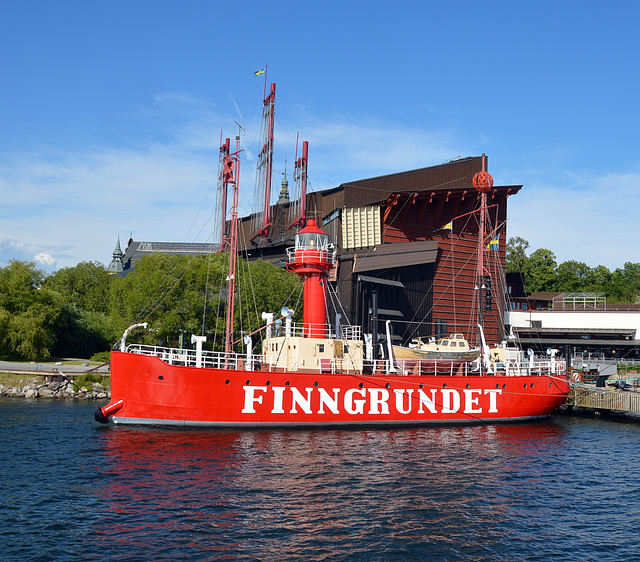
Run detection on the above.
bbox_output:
[286,220,336,338]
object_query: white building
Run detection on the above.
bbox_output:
[505,291,640,360]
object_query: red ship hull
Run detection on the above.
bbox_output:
[99,351,570,427]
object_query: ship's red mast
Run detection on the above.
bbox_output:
[286,219,335,338]
[291,139,308,229]
[472,154,494,330]
[222,135,242,354]
[252,82,276,241]
[219,137,230,248]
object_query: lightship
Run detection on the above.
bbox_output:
[95,84,570,428]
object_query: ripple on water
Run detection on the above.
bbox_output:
[2,400,640,560]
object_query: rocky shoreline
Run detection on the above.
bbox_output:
[0,379,111,400]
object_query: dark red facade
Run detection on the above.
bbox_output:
[240,156,521,348]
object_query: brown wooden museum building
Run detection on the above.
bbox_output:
[240,155,521,348]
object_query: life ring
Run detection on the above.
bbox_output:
[571,370,581,383]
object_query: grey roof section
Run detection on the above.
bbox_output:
[356,275,405,287]
[119,240,221,275]
[351,241,438,273]
[135,241,220,254]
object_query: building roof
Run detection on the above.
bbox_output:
[118,239,220,275]
[351,241,438,272]
[240,155,521,252]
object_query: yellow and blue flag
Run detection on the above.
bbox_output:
[436,221,452,231]
[254,69,265,77]
[487,236,499,251]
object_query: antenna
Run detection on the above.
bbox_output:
[233,120,246,137]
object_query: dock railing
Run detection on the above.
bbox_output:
[567,385,640,414]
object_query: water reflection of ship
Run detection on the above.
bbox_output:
[93,422,570,559]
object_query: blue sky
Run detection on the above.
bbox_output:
[0,0,638,272]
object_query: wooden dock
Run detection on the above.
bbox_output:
[566,385,640,414]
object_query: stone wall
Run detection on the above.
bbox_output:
[0,379,110,400]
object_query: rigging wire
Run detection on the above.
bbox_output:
[201,141,227,336]
[130,258,197,325]
[375,189,509,346]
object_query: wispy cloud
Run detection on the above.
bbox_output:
[508,168,640,269]
[0,239,72,272]
[0,91,637,273]
[227,91,243,124]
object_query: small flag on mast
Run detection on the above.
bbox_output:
[254,69,265,76]
[435,221,452,231]
[487,236,499,250]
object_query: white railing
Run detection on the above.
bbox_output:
[125,344,318,374]
[286,247,337,265]
[126,344,243,370]
[341,325,362,340]
[271,322,362,340]
[392,359,476,376]
[125,343,566,377]
[391,357,567,377]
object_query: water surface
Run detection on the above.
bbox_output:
[1,399,639,560]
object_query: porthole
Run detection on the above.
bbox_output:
[495,384,500,389]
[266,381,271,386]
[503,384,507,389]
[523,383,528,388]
[465,383,470,389]
[442,383,447,388]
[385,383,390,389]
[225,380,230,385]
[359,382,364,389]
[158,376,164,380]
[419,384,424,389]
[286,381,290,386]
[530,383,534,388]
[246,380,251,385]
[314,381,319,387]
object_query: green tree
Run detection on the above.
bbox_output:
[586,264,612,293]
[506,236,530,274]
[108,253,302,352]
[555,260,592,292]
[524,248,557,292]
[606,269,628,302]
[235,257,303,341]
[6,293,62,360]
[45,261,112,313]
[0,261,63,359]
[0,260,46,313]
[608,262,640,303]
[109,253,205,346]
[51,306,114,359]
